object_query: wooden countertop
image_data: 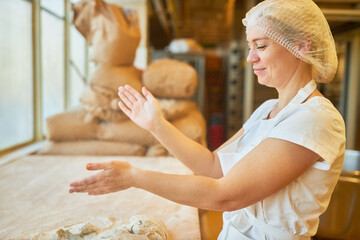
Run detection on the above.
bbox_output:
[0,155,201,240]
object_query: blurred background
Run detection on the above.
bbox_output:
[0,1,360,239]
[0,0,359,154]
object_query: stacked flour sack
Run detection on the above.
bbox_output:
[38,0,206,156]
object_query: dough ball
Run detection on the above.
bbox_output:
[124,215,168,240]
[56,222,97,239]
[95,228,148,240]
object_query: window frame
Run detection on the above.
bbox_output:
[0,0,74,157]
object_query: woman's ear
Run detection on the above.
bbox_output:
[298,40,311,58]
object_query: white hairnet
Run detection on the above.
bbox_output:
[243,0,338,83]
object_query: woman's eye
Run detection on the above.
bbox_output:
[248,45,266,51]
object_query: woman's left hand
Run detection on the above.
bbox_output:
[118,85,164,132]
[69,161,135,195]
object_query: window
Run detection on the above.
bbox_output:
[41,1,66,133]
[0,0,90,155]
[0,0,148,155]
[0,0,33,151]
[69,25,87,108]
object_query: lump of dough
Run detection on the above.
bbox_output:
[95,228,148,240]
[14,216,167,240]
[124,215,168,240]
[55,222,97,239]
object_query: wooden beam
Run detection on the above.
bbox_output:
[345,33,360,149]
[315,0,360,3]
[152,0,171,37]
[64,0,71,109]
[322,8,360,22]
[32,0,43,141]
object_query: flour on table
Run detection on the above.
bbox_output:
[12,215,168,240]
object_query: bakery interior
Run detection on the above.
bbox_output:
[0,0,360,239]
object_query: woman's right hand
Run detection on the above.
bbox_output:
[118,85,164,132]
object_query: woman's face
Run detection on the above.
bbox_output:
[246,27,300,88]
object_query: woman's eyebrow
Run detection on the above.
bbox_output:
[246,37,269,43]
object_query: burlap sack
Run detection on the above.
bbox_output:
[143,58,198,98]
[80,85,128,122]
[46,109,99,141]
[171,108,207,145]
[80,65,143,122]
[97,108,207,147]
[158,99,197,121]
[90,64,143,92]
[97,120,158,146]
[146,144,168,157]
[37,140,146,156]
[71,0,95,43]
[91,0,141,65]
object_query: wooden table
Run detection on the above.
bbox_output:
[0,155,201,239]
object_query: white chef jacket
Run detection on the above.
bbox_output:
[217,80,346,240]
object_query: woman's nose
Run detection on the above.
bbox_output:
[247,48,259,63]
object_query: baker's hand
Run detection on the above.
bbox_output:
[69,161,135,195]
[118,85,164,132]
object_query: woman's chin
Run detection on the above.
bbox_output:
[256,77,270,86]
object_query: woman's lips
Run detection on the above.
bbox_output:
[253,68,266,74]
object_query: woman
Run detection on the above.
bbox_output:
[69,0,346,239]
